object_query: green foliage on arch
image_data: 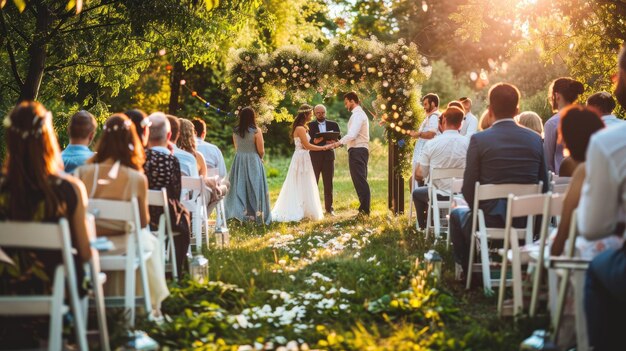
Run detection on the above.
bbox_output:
[227,37,430,174]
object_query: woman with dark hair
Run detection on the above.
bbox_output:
[76,113,168,313]
[0,101,93,346]
[544,77,585,174]
[272,104,333,222]
[224,107,272,224]
[125,108,151,147]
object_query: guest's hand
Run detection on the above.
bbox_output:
[314,137,324,144]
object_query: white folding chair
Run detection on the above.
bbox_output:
[147,188,178,280]
[497,193,552,317]
[0,219,88,351]
[181,176,209,250]
[466,182,543,293]
[425,168,465,239]
[529,193,564,317]
[550,180,569,195]
[446,178,465,249]
[548,209,590,350]
[205,168,229,247]
[88,197,152,327]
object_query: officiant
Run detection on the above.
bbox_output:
[309,104,340,215]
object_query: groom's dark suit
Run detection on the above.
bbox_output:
[308,119,340,213]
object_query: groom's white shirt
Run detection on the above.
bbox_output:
[340,105,369,150]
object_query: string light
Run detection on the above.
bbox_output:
[181,82,233,116]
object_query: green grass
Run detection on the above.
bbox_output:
[134,140,545,350]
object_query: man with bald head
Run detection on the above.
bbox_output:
[308,104,341,215]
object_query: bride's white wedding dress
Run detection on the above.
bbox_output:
[272,133,324,222]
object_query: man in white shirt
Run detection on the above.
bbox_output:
[410,93,440,187]
[166,115,199,177]
[586,91,625,128]
[191,118,228,178]
[459,97,479,136]
[412,106,469,229]
[338,91,371,215]
[578,47,626,350]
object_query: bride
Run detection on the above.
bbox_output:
[272,104,335,222]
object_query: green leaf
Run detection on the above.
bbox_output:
[11,0,25,12]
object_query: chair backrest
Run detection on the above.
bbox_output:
[506,193,551,218]
[0,220,69,251]
[553,176,572,185]
[450,178,464,194]
[206,167,219,177]
[147,188,167,207]
[551,181,569,195]
[181,176,203,192]
[88,198,137,223]
[430,168,465,181]
[475,182,543,201]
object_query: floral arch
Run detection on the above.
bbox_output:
[227,37,430,212]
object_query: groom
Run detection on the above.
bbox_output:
[309,104,340,215]
[338,91,371,216]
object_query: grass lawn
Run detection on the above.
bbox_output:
[135,140,546,350]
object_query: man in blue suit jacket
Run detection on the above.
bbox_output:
[450,83,549,278]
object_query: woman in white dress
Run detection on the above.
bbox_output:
[272,105,334,222]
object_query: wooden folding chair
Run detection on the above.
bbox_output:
[425,168,465,239]
[0,219,88,351]
[181,176,209,250]
[497,193,552,317]
[88,197,152,327]
[466,182,543,293]
[147,188,178,280]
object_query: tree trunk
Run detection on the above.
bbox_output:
[18,3,51,102]
[168,61,184,115]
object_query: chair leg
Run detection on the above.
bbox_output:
[91,261,111,351]
[497,234,510,317]
[573,270,589,351]
[49,268,64,351]
[511,236,524,317]
[479,229,493,295]
[466,235,476,290]
[552,269,571,343]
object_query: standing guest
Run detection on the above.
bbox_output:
[338,91,371,216]
[144,112,191,274]
[224,107,271,224]
[410,94,441,186]
[308,104,340,215]
[76,114,168,313]
[61,110,97,173]
[0,102,93,347]
[459,97,479,136]
[166,115,199,177]
[449,83,549,280]
[543,77,585,174]
[178,118,208,178]
[126,109,151,147]
[412,107,469,229]
[192,118,227,179]
[586,91,624,128]
[478,110,493,131]
[579,46,626,351]
[516,111,544,138]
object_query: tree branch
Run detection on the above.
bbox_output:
[0,11,24,88]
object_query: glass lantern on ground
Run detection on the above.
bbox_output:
[189,254,209,283]
[424,250,442,281]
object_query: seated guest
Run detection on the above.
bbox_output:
[459,97,479,137]
[580,46,626,350]
[478,110,493,131]
[515,111,544,138]
[126,108,151,147]
[192,118,228,179]
[0,102,93,347]
[412,106,469,229]
[76,114,168,313]
[586,91,624,128]
[166,115,199,177]
[144,113,191,274]
[61,110,97,173]
[449,83,549,280]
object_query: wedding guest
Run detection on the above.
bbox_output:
[449,83,549,280]
[167,115,199,177]
[478,110,493,131]
[410,93,441,187]
[543,77,585,174]
[76,113,169,313]
[550,106,608,255]
[515,111,544,137]
[192,118,227,178]
[339,91,372,216]
[224,107,271,224]
[308,104,340,215]
[459,97,479,136]
[144,112,191,274]
[61,110,97,173]
[126,108,151,147]
[178,118,208,177]
[0,102,93,347]
[412,106,469,229]
[580,46,626,350]
[445,101,465,132]
[586,91,624,128]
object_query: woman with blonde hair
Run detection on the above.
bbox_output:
[177,118,208,177]
[516,111,544,137]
